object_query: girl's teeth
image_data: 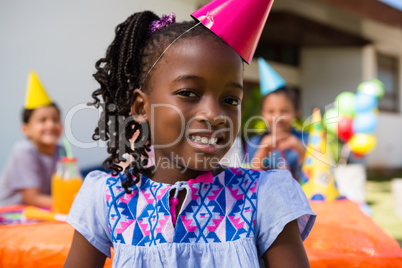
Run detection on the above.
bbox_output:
[190,135,218,145]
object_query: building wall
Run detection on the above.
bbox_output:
[0,0,198,170]
[269,0,402,168]
[363,21,402,168]
[244,60,301,87]
[300,47,364,117]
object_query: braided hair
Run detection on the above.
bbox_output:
[261,86,298,111]
[89,11,224,193]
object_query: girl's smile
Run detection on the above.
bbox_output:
[186,130,226,153]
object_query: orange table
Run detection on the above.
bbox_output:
[0,200,401,267]
[0,205,113,268]
[306,200,402,267]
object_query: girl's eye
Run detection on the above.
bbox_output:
[177,90,198,98]
[224,97,241,106]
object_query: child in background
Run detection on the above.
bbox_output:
[247,59,307,181]
[0,72,63,208]
[65,2,315,267]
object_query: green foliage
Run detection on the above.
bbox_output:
[327,132,342,163]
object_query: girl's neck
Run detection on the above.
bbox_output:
[30,141,57,156]
[151,166,207,185]
[150,164,226,185]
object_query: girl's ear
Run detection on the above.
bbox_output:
[21,124,29,136]
[21,123,32,138]
[131,89,149,123]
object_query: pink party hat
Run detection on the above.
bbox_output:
[191,0,274,64]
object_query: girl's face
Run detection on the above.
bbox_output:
[142,36,243,176]
[261,93,295,134]
[22,105,62,150]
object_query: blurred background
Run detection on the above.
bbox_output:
[1,0,401,244]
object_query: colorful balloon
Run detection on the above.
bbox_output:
[353,112,378,134]
[335,92,355,117]
[337,116,354,142]
[323,108,339,134]
[350,152,366,160]
[355,91,378,113]
[348,134,377,155]
[357,79,385,99]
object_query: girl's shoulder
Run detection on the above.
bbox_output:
[231,168,302,198]
[80,170,130,198]
[224,167,294,189]
[252,168,316,256]
[229,166,292,179]
[84,170,113,182]
[80,170,113,192]
[12,140,37,154]
[84,169,132,189]
[6,140,43,165]
[84,170,133,185]
[89,171,154,203]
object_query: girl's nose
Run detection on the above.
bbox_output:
[195,97,227,126]
[46,118,59,128]
[272,112,286,120]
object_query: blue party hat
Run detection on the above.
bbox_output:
[258,58,286,96]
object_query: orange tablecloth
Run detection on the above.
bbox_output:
[0,221,113,267]
[306,200,402,267]
[0,200,401,267]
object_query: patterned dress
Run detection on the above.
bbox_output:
[67,167,315,267]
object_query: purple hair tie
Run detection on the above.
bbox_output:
[149,13,176,35]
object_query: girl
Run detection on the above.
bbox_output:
[0,72,63,208]
[65,10,315,268]
[247,86,308,181]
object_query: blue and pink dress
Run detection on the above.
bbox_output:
[67,167,315,267]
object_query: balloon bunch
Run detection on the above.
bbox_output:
[324,79,385,163]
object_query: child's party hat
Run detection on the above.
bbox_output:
[300,109,342,202]
[25,71,52,109]
[258,58,286,96]
[191,0,274,64]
